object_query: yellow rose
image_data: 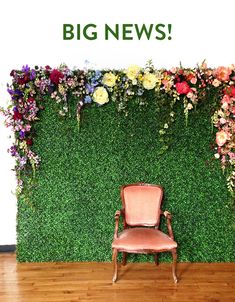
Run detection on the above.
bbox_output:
[126,65,141,80]
[93,87,109,105]
[142,73,158,90]
[102,72,116,87]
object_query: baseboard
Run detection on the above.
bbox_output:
[0,245,16,252]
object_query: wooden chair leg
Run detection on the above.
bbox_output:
[122,252,127,266]
[112,249,118,283]
[154,253,158,266]
[172,249,178,283]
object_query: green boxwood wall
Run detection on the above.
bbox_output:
[17,96,235,262]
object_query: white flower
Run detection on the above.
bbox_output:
[93,87,109,105]
[221,102,229,110]
[132,79,137,85]
[187,103,193,110]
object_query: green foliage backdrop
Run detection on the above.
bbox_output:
[17,96,235,262]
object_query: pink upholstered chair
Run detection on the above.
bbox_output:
[112,183,178,283]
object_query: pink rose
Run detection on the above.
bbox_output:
[219,118,227,124]
[25,124,31,132]
[228,152,235,160]
[190,77,197,84]
[216,130,229,146]
[221,94,231,104]
[214,66,231,82]
[175,81,191,95]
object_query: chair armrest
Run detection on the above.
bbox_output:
[161,210,175,240]
[113,210,123,239]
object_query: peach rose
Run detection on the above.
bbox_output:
[216,130,229,146]
[190,77,197,84]
[214,66,231,82]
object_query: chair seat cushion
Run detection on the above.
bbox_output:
[112,228,177,252]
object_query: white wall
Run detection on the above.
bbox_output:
[0,0,235,245]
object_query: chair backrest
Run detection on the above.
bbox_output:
[121,183,163,227]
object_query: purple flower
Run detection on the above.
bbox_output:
[86,83,95,93]
[91,80,98,86]
[9,146,17,156]
[30,69,36,80]
[7,88,23,100]
[22,65,30,73]
[84,96,92,103]
[7,88,14,95]
[19,130,26,139]
[47,84,55,94]
[94,70,101,79]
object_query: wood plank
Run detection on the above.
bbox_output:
[0,253,234,302]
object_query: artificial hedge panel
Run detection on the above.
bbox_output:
[17,96,235,262]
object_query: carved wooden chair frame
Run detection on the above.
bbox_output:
[112,183,178,283]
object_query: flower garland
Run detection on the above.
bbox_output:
[1,62,234,199]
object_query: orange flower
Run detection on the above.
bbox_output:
[214,66,231,82]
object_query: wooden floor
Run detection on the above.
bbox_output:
[0,253,234,302]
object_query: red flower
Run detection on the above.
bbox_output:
[50,69,64,85]
[27,97,35,104]
[223,86,235,97]
[13,111,23,120]
[175,81,191,95]
[26,138,33,146]
[17,74,30,85]
[175,75,180,82]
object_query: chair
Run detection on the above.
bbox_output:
[111,183,178,283]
